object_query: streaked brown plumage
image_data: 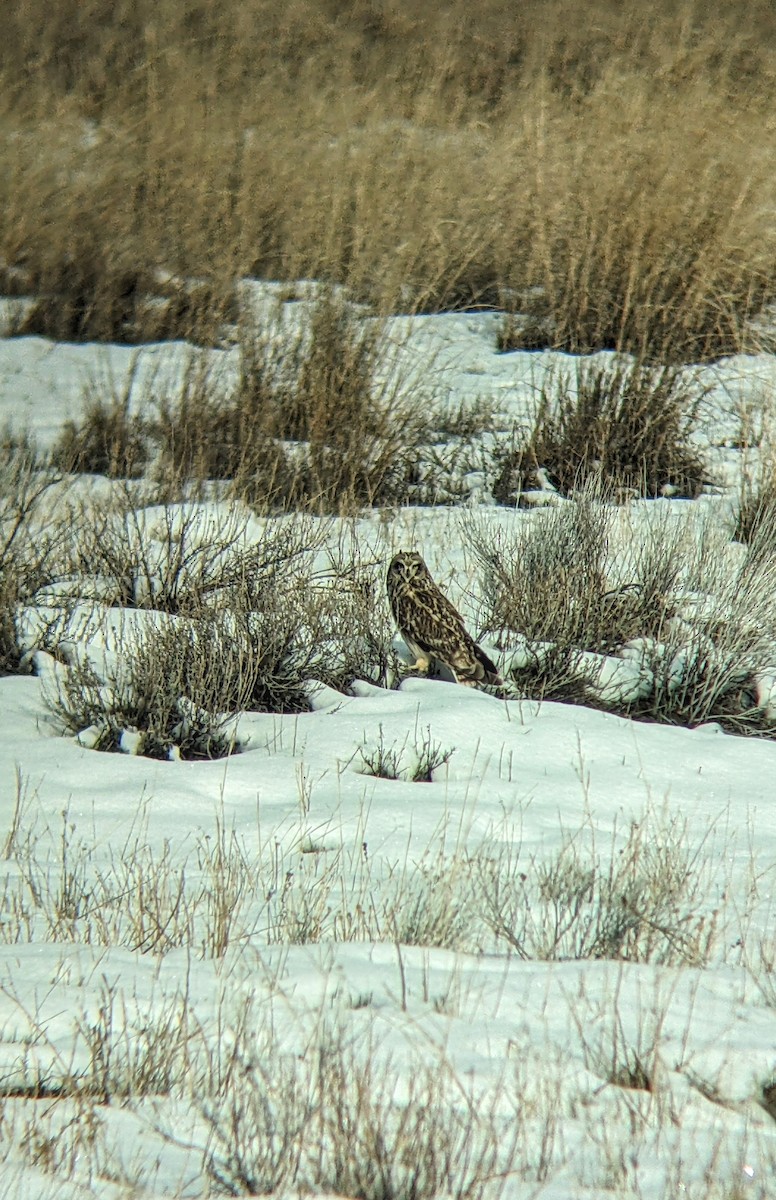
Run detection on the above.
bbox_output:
[386,551,502,686]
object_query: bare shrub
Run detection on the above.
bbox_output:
[8,1094,105,1179]
[466,490,678,701]
[492,358,709,502]
[746,937,776,1010]
[198,1018,514,1200]
[309,1039,510,1200]
[356,727,404,781]
[76,980,196,1103]
[0,444,69,672]
[619,507,776,733]
[48,601,312,758]
[304,552,399,691]
[51,360,149,478]
[735,486,776,549]
[567,978,670,1104]
[66,493,321,614]
[156,294,433,512]
[381,853,477,951]
[468,496,776,734]
[477,812,718,966]
[198,1023,313,1195]
[40,514,405,758]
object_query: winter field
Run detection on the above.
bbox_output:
[4,2,776,1197]
[1,287,776,1200]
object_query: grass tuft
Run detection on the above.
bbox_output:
[467,491,776,735]
[492,358,709,502]
[154,293,433,512]
[52,362,149,478]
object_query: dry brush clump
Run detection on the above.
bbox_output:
[467,491,776,734]
[155,293,434,511]
[0,444,72,673]
[11,496,321,755]
[2,2,776,357]
[49,605,314,759]
[733,431,776,550]
[492,357,710,503]
[476,811,719,966]
[734,480,776,549]
[63,493,322,614]
[356,725,455,784]
[35,501,403,756]
[51,358,150,479]
[466,492,680,703]
[45,579,323,760]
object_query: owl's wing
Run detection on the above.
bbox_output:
[471,640,502,685]
[446,631,502,686]
[435,594,502,683]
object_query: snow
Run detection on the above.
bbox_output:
[1,296,776,1197]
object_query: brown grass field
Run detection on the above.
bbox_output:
[2,0,776,358]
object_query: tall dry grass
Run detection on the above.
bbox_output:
[2,1,776,356]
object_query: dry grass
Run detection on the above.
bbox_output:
[493,358,710,501]
[1,1,775,357]
[154,292,433,511]
[52,359,150,478]
[476,810,719,966]
[734,442,776,551]
[467,492,776,733]
[2,779,720,966]
[0,445,70,672]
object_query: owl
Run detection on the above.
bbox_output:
[386,551,502,687]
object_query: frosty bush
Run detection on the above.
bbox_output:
[67,492,321,615]
[466,489,679,702]
[49,603,313,759]
[40,511,405,755]
[630,524,776,733]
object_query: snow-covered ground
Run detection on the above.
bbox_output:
[1,295,776,1198]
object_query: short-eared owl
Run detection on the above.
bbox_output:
[386,551,502,687]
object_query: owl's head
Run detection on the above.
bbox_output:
[387,551,429,586]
